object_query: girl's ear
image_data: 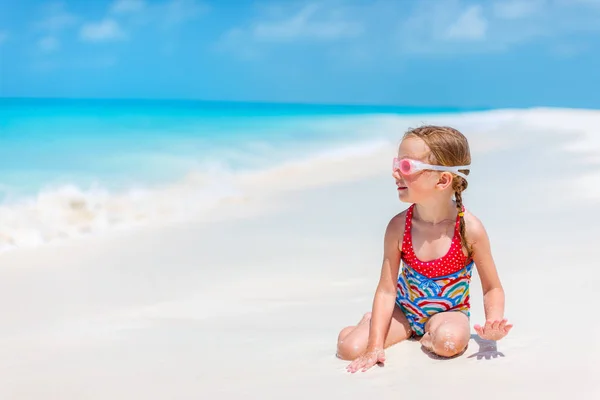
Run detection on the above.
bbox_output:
[435,172,454,190]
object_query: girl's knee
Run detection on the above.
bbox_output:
[336,312,372,360]
[336,327,365,361]
[336,338,364,360]
[430,324,470,358]
[337,326,354,345]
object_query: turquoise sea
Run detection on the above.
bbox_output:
[0,98,481,251]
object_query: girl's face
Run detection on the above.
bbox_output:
[392,137,445,203]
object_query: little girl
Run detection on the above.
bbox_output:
[337,125,513,373]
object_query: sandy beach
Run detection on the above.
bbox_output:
[1,109,599,399]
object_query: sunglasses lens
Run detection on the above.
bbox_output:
[399,159,412,174]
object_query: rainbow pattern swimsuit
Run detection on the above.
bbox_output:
[395,204,473,336]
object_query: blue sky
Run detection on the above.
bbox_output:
[0,0,599,108]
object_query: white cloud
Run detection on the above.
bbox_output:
[35,2,79,32]
[163,0,209,25]
[217,1,363,56]
[38,36,60,52]
[396,1,491,54]
[74,0,204,49]
[394,0,600,56]
[80,19,126,42]
[111,0,146,14]
[493,0,546,19]
[32,3,78,54]
[211,0,600,60]
[445,5,488,40]
[251,3,363,42]
[108,0,207,30]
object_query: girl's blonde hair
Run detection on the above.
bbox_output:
[403,125,472,257]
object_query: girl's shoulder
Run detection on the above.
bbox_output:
[462,208,489,246]
[385,207,409,246]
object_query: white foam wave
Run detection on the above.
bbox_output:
[0,168,241,252]
[0,137,392,253]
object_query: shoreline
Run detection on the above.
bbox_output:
[2,106,600,254]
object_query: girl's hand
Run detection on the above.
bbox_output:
[346,348,385,373]
[474,318,513,341]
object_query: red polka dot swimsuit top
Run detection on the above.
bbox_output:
[401,204,469,278]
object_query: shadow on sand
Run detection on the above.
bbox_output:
[419,334,506,360]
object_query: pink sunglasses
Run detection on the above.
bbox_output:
[393,158,470,180]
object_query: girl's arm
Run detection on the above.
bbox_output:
[467,213,513,339]
[365,214,404,351]
[468,214,505,320]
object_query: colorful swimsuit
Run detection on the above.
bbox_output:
[395,204,473,336]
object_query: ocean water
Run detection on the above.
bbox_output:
[0,98,476,252]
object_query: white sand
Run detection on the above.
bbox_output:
[1,109,599,399]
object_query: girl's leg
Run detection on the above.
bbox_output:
[336,304,412,361]
[420,311,471,358]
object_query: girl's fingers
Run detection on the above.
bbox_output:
[362,357,376,372]
[474,325,483,337]
[357,357,368,369]
[498,319,507,331]
[473,319,512,341]
[347,359,360,372]
[358,359,370,373]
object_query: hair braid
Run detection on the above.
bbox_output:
[453,178,472,258]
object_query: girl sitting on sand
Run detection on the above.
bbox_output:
[337,125,513,373]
